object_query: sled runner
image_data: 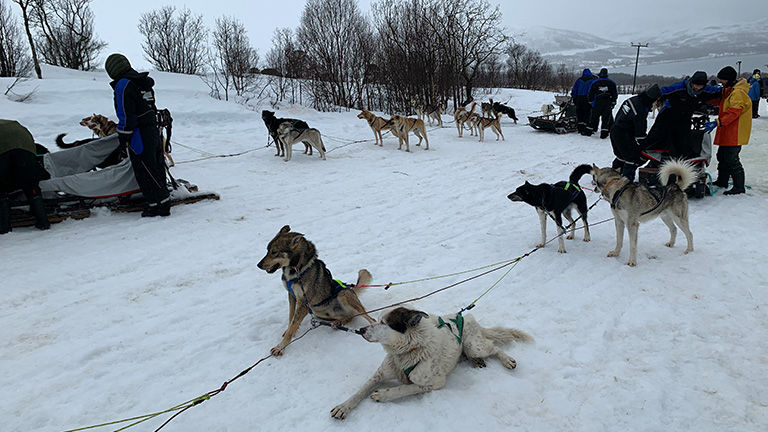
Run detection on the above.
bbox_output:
[9,135,219,227]
[528,96,578,134]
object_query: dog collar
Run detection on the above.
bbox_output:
[284,264,313,299]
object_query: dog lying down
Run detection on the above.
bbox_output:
[331,306,533,420]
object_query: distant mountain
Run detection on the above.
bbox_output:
[516,19,768,77]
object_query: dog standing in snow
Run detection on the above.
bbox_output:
[331,307,532,419]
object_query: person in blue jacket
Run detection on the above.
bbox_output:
[644,71,721,157]
[586,68,618,138]
[105,53,170,217]
[571,68,596,135]
[747,69,763,118]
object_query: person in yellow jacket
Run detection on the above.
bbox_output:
[704,66,752,195]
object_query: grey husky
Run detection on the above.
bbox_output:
[276,123,326,162]
[257,225,375,356]
[591,159,696,266]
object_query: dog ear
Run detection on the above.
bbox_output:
[279,225,291,234]
[407,310,429,328]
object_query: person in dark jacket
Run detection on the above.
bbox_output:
[587,68,618,138]
[0,119,51,233]
[644,71,721,157]
[105,53,170,217]
[571,68,596,135]
[609,84,662,181]
[747,69,763,118]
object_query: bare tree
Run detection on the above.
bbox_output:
[11,0,41,78]
[0,0,32,76]
[30,0,105,70]
[296,0,372,110]
[139,6,207,74]
[505,42,551,90]
[205,15,259,100]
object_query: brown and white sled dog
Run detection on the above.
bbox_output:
[454,102,476,138]
[80,114,118,137]
[276,122,326,162]
[416,103,443,127]
[473,112,504,142]
[357,110,394,147]
[257,225,375,356]
[591,159,696,266]
[391,115,429,151]
[331,307,533,419]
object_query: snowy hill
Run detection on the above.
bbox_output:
[518,18,768,77]
[1,66,767,431]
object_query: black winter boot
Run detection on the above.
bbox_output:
[620,163,637,182]
[29,196,50,230]
[712,170,730,188]
[0,196,11,234]
[141,201,171,217]
[723,170,745,195]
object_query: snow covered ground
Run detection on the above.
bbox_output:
[2,66,767,432]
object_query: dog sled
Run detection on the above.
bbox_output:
[8,135,219,228]
[639,110,714,199]
[528,95,578,134]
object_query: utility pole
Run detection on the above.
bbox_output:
[631,43,648,94]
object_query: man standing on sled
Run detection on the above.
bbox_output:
[105,53,171,217]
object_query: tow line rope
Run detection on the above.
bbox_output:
[64,194,614,432]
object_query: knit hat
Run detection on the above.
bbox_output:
[690,71,708,85]
[105,54,131,79]
[643,84,661,101]
[754,69,761,75]
[598,68,608,78]
[716,66,737,83]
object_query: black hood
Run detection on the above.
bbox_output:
[109,69,155,89]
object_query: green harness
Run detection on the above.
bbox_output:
[403,312,464,378]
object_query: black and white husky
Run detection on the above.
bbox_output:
[507,164,592,253]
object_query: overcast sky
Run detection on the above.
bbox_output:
[87,0,760,70]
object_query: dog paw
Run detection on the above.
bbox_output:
[665,242,675,248]
[583,237,591,242]
[626,260,637,267]
[502,357,517,369]
[270,346,285,357]
[684,248,693,254]
[536,243,545,248]
[607,250,620,257]
[331,404,352,420]
[470,357,487,368]
[566,234,575,240]
[370,390,390,402]
[557,248,567,254]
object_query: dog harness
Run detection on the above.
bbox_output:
[284,267,352,311]
[609,181,668,215]
[403,312,465,378]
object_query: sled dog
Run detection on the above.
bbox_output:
[507,164,592,253]
[391,115,429,151]
[492,102,519,123]
[416,103,444,127]
[591,159,696,266]
[257,225,374,356]
[80,114,117,137]
[481,99,495,118]
[541,104,555,116]
[331,307,533,420]
[454,102,476,137]
[261,110,312,157]
[473,112,504,142]
[357,110,394,147]
[156,108,175,167]
[277,123,326,162]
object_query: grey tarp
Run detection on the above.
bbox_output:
[39,135,140,198]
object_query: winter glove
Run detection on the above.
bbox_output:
[703,120,718,132]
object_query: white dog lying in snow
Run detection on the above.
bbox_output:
[331,307,533,419]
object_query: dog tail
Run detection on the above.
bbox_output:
[55,133,76,148]
[481,327,534,344]
[569,164,593,186]
[658,159,697,190]
[352,269,372,295]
